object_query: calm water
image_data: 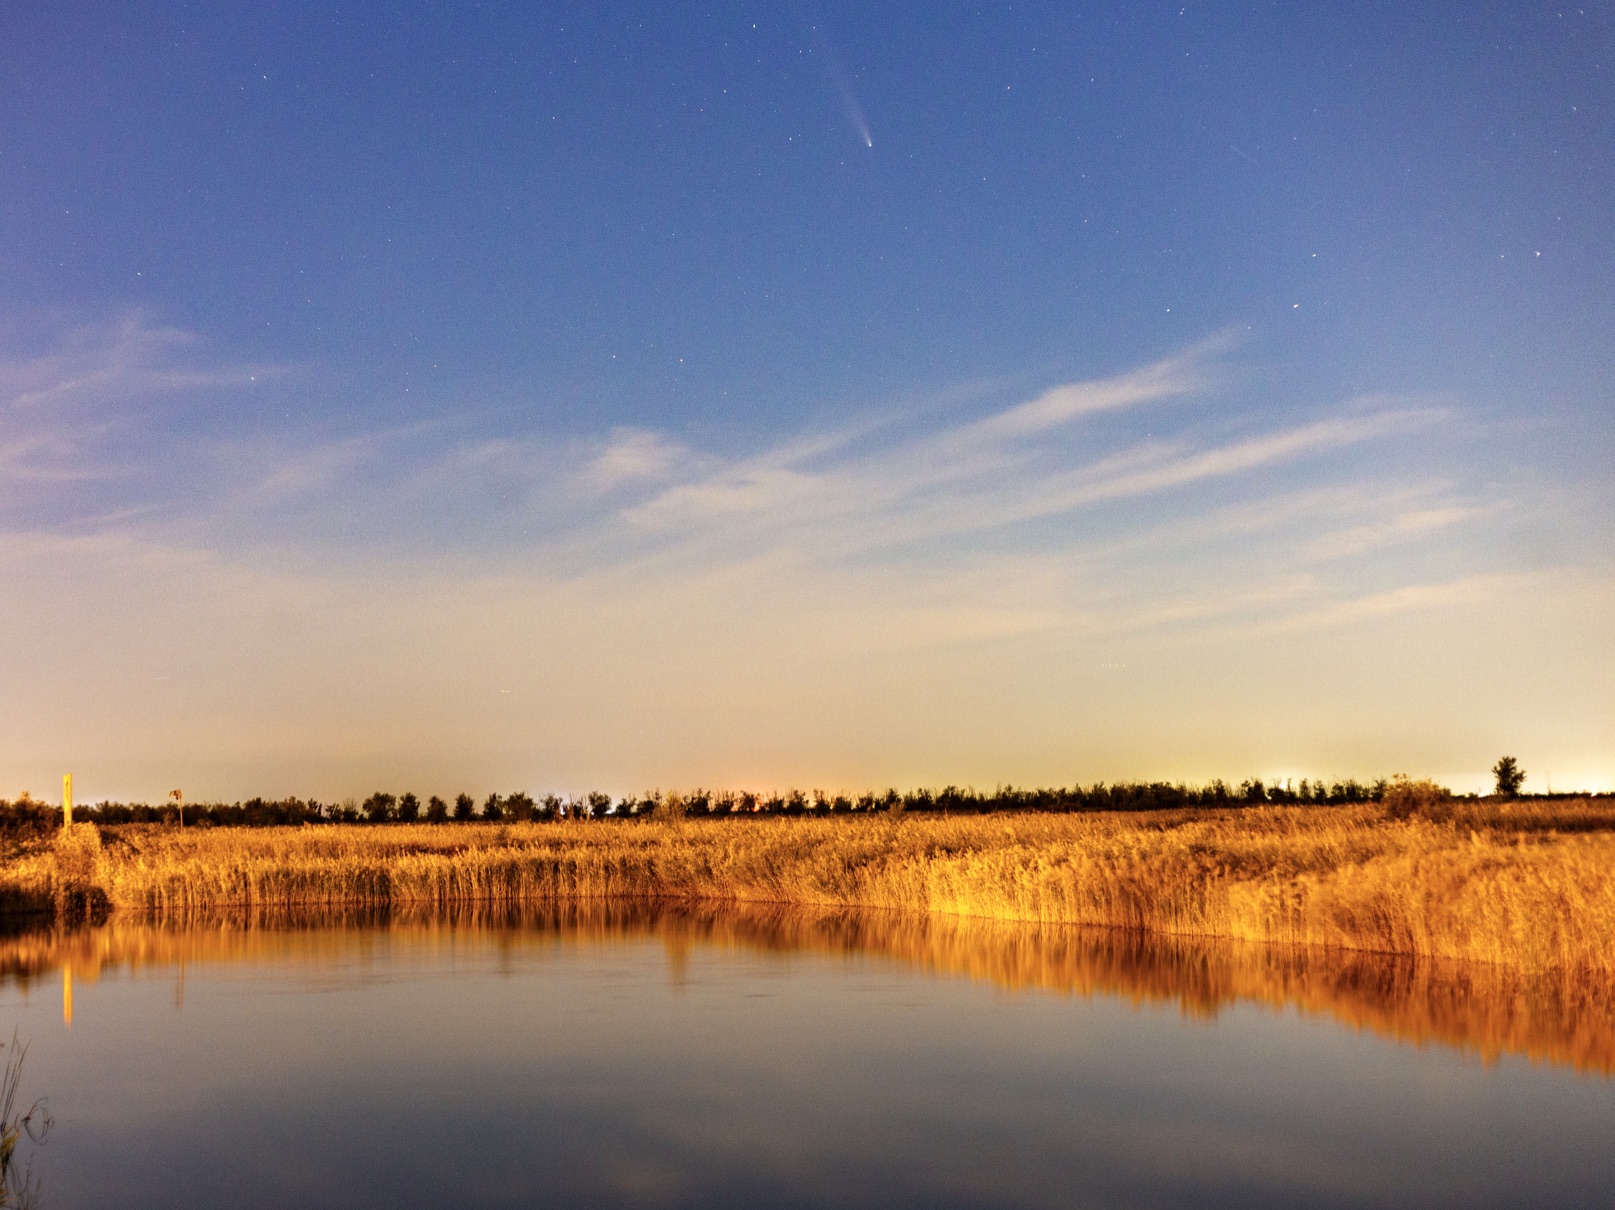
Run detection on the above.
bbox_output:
[0,905,1610,1209]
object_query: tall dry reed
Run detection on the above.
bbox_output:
[3,804,1612,988]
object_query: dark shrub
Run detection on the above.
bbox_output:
[362,792,396,824]
[1382,775,1452,820]
[0,795,58,840]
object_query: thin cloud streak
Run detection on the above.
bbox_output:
[1,319,1484,635]
[0,314,286,508]
[1,313,275,413]
[0,316,1554,679]
[614,377,1445,575]
[3,318,1608,796]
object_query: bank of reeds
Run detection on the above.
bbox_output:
[3,802,1613,988]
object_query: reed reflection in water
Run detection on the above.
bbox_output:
[0,905,1610,1208]
[5,902,1612,1076]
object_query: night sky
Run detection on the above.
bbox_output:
[2,3,1611,799]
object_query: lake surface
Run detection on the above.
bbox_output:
[0,904,1611,1209]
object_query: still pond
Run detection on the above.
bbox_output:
[0,904,1610,1208]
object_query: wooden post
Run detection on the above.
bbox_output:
[62,773,72,827]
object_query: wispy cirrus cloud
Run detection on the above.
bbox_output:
[0,313,283,498]
[586,427,705,490]
[606,353,1446,579]
[0,314,1509,643]
[0,311,277,415]
[4,315,1608,796]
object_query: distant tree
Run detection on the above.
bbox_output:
[397,792,420,823]
[453,793,475,821]
[362,792,396,823]
[425,795,448,823]
[1492,756,1526,797]
[506,791,536,821]
[482,792,504,822]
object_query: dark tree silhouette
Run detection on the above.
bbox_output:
[453,793,475,821]
[397,792,420,823]
[362,792,396,823]
[1493,756,1526,797]
[425,795,448,823]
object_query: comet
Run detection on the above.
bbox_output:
[808,19,874,148]
[832,68,874,148]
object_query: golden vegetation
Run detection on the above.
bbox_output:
[3,800,1613,987]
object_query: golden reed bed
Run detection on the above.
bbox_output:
[3,801,1613,982]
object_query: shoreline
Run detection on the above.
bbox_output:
[0,804,1610,985]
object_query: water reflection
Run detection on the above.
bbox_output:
[0,1030,51,1209]
[2,901,1610,1075]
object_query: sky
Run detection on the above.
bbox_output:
[1,2,1611,801]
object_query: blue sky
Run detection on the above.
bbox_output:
[2,3,1611,799]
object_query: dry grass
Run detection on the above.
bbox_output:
[3,802,1613,986]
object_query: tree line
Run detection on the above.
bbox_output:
[1,763,1592,835]
[1,778,1399,832]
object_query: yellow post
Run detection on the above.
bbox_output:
[62,773,72,827]
[63,964,73,1028]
